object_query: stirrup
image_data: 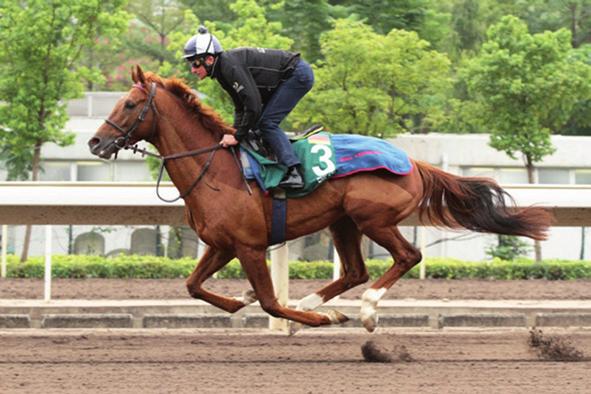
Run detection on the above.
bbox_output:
[290,124,324,142]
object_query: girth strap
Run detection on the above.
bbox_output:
[270,196,287,245]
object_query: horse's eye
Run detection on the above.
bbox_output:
[124,100,136,109]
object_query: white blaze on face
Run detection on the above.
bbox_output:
[296,293,324,311]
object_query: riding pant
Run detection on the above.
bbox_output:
[257,60,314,168]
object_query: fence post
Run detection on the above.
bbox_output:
[419,226,427,280]
[44,225,52,302]
[333,246,341,281]
[269,243,289,332]
[332,246,341,300]
[1,225,7,278]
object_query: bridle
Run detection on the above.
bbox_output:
[105,82,159,150]
[102,81,232,203]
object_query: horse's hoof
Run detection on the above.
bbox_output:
[325,309,349,324]
[242,289,257,305]
[360,288,385,333]
[361,311,378,333]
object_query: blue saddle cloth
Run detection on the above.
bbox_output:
[241,133,412,196]
[331,134,412,178]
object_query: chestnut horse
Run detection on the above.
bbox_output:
[89,66,552,332]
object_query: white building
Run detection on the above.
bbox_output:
[2,92,591,261]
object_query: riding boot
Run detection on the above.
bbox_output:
[278,165,304,189]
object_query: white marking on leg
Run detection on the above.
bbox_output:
[360,288,387,332]
[241,289,257,305]
[291,294,327,335]
[296,293,324,311]
[321,310,347,324]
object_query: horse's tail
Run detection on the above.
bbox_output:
[414,160,553,240]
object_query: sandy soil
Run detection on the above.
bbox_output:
[2,278,591,300]
[0,328,590,394]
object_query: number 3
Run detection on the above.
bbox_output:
[311,144,336,177]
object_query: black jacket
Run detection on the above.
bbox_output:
[211,48,300,140]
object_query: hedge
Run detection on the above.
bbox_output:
[2,255,591,280]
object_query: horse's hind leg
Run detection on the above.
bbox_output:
[236,245,349,327]
[360,226,422,332]
[186,246,256,313]
[296,216,369,312]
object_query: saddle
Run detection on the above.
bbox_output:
[240,128,413,199]
[240,124,324,160]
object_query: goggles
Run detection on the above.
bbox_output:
[187,56,205,69]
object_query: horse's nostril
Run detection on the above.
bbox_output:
[88,137,101,149]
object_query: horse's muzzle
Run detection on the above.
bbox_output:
[88,136,119,159]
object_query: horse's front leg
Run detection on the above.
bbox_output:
[296,216,369,312]
[186,245,257,313]
[236,245,349,327]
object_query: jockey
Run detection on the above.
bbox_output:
[183,26,314,189]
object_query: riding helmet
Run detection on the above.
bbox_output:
[183,26,223,60]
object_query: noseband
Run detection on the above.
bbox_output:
[104,82,159,150]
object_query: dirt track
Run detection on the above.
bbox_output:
[1,328,590,394]
[3,278,591,300]
[3,279,591,393]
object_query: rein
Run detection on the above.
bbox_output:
[103,82,224,203]
[124,143,222,203]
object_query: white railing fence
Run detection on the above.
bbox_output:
[2,182,590,330]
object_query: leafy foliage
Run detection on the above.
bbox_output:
[271,0,332,62]
[290,19,451,136]
[486,235,531,261]
[0,0,129,179]
[460,16,591,164]
[5,254,591,280]
[334,0,430,35]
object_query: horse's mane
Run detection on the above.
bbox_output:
[144,72,235,138]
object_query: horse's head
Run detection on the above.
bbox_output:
[88,65,159,159]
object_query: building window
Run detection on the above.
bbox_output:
[538,168,571,184]
[463,167,530,184]
[40,162,71,181]
[575,170,591,185]
[114,161,152,181]
[497,168,528,184]
[77,162,112,181]
[463,167,496,178]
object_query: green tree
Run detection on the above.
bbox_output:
[563,44,591,135]
[80,0,200,91]
[0,0,129,261]
[331,0,429,34]
[500,0,591,48]
[290,19,451,136]
[416,0,453,55]
[461,16,591,261]
[558,0,591,48]
[272,0,332,63]
[78,32,132,91]
[448,0,505,56]
[126,0,188,66]
[179,0,236,31]
[462,16,590,182]
[486,235,531,261]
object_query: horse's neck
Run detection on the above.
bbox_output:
[151,108,242,202]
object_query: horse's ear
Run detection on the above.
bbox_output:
[131,65,138,83]
[131,65,146,85]
[136,65,146,85]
